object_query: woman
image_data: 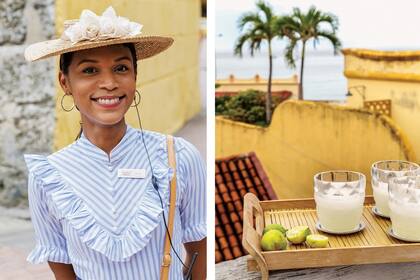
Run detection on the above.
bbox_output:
[23,7,206,280]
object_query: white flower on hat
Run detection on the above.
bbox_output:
[61,6,143,44]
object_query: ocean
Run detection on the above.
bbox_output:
[216,50,347,101]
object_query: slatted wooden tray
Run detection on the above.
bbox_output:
[242,193,420,280]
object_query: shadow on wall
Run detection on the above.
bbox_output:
[216,100,415,199]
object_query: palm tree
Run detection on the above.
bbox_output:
[234,0,279,124]
[278,6,341,100]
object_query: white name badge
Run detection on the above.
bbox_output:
[117,168,146,179]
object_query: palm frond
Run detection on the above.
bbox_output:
[284,39,298,68]
[234,0,278,57]
[237,12,263,31]
[315,12,339,32]
[316,30,342,54]
[256,0,274,22]
[234,33,253,57]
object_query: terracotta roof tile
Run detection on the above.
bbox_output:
[239,189,247,197]
[228,161,237,171]
[216,204,225,214]
[224,223,234,236]
[218,183,228,193]
[215,152,277,263]
[226,202,235,213]
[227,182,236,191]
[230,191,240,202]
[221,193,231,203]
[222,248,233,261]
[235,180,244,189]
[224,173,233,182]
[237,159,246,170]
[232,246,243,258]
[215,174,224,185]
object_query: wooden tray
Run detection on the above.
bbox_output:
[242,193,420,280]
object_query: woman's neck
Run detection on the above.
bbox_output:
[81,119,127,158]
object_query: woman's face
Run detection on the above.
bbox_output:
[59,44,136,127]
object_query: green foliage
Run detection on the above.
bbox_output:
[234,1,281,123]
[277,6,341,69]
[234,1,279,57]
[216,90,281,126]
[271,6,342,100]
[215,95,231,115]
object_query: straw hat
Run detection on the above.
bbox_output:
[24,6,174,62]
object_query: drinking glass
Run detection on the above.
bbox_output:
[314,171,366,233]
[389,175,420,241]
[371,160,419,217]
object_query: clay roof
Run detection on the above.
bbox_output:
[215,152,277,263]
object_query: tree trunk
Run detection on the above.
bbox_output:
[266,41,273,124]
[299,41,306,100]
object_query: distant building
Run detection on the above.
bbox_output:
[343,48,420,160]
[216,74,298,100]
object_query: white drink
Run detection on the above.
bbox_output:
[372,182,390,217]
[389,201,420,240]
[315,194,364,232]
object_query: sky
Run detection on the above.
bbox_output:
[215,0,420,53]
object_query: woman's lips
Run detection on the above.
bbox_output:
[91,95,126,109]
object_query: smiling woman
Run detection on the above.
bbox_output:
[58,44,137,141]
[22,6,206,280]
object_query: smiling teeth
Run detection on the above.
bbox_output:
[97,98,120,105]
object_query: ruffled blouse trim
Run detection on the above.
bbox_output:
[27,244,71,264]
[182,223,207,243]
[23,137,174,262]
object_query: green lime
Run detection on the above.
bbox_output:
[286,226,311,244]
[260,230,288,251]
[262,224,287,236]
[306,234,329,248]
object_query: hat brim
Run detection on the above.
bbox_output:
[24,35,174,62]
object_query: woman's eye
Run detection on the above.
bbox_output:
[82,67,97,74]
[115,65,129,72]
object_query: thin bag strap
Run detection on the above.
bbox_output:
[160,135,177,280]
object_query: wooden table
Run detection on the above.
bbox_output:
[215,255,420,280]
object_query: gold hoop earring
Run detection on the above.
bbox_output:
[131,90,141,107]
[61,93,75,112]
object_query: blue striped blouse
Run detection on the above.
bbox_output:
[23,124,207,280]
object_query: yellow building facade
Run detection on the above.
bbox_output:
[343,48,420,162]
[54,0,202,150]
[216,101,414,199]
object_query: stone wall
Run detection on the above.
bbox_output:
[0,0,55,206]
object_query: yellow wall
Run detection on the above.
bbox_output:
[54,0,201,150]
[216,100,415,199]
[343,48,420,162]
[216,75,299,99]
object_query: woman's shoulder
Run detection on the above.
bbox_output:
[134,128,197,154]
[135,128,204,171]
[23,141,78,176]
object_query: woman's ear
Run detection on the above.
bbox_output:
[58,71,71,94]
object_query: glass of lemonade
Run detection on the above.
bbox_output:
[389,175,420,241]
[371,161,419,217]
[314,171,366,233]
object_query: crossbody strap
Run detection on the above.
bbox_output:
[160,135,177,280]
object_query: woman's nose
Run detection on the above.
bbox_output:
[98,72,118,91]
